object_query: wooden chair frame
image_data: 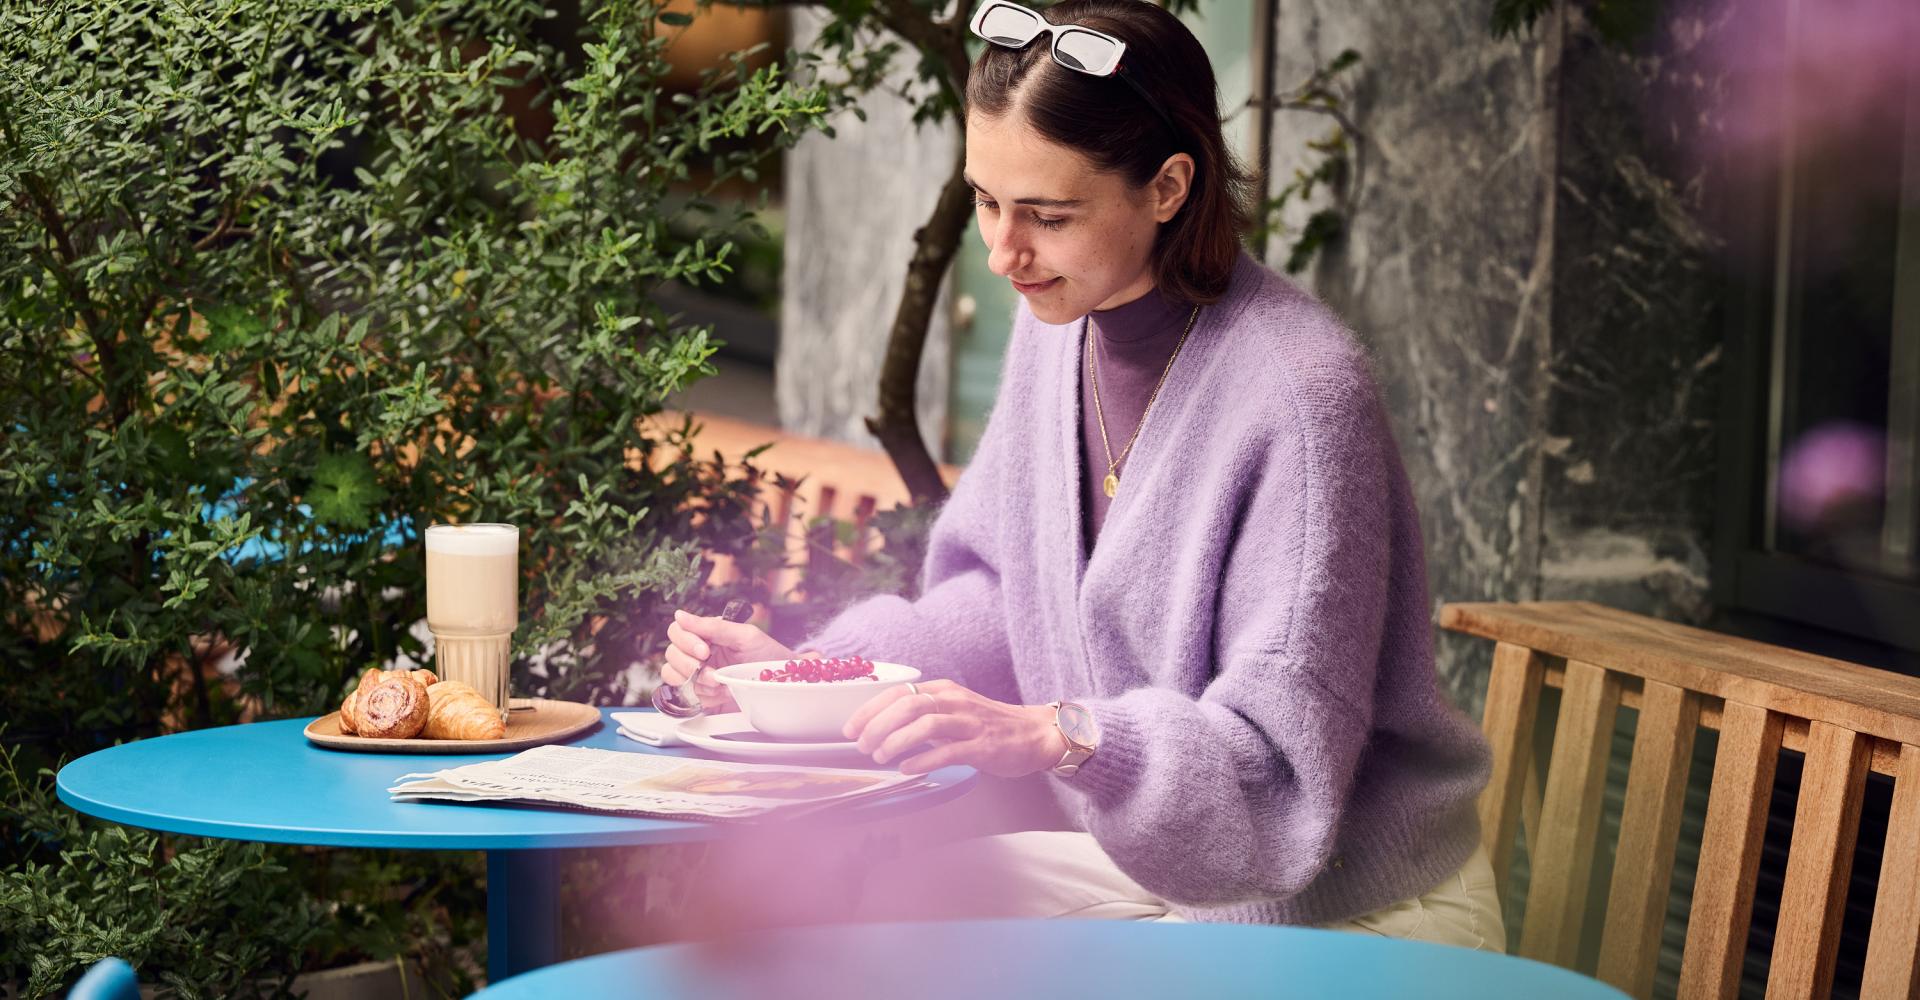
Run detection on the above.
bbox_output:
[1443,601,1920,1000]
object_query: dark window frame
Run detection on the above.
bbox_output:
[1710,26,1920,661]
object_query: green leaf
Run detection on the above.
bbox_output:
[149,425,194,478]
[202,305,267,352]
[658,11,693,26]
[306,451,388,530]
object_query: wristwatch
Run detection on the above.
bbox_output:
[1047,700,1100,777]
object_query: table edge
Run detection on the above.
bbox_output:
[469,921,1629,999]
[54,719,979,850]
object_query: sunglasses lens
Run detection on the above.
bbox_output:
[977,3,1043,45]
[1053,28,1120,74]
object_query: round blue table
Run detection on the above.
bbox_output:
[468,919,1628,999]
[55,709,975,982]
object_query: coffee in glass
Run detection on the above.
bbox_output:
[425,523,518,722]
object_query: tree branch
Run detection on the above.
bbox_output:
[870,0,970,101]
[17,177,105,343]
[193,180,268,253]
[1271,98,1368,205]
[864,145,973,505]
[773,0,970,120]
[17,176,142,429]
[193,217,256,252]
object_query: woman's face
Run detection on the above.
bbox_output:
[965,110,1189,325]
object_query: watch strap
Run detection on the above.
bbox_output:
[1049,700,1096,776]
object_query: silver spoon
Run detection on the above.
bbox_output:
[651,598,754,719]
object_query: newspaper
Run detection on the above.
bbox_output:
[388,744,934,822]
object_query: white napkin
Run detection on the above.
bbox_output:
[612,711,687,747]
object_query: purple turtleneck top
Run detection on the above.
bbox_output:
[1080,287,1195,548]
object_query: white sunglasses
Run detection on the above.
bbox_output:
[969,0,1129,76]
[967,0,1179,135]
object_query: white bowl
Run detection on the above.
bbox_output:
[711,659,921,740]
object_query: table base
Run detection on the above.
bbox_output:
[488,850,560,983]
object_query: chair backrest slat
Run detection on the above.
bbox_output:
[1681,700,1785,1000]
[651,412,958,601]
[1521,757,1545,896]
[848,494,877,564]
[1861,742,1920,998]
[1765,721,1871,999]
[1479,641,1547,900]
[1519,659,1622,968]
[1596,679,1701,998]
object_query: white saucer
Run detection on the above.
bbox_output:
[676,713,874,764]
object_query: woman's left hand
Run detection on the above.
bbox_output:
[842,678,1065,777]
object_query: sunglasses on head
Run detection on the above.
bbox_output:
[967,0,1179,138]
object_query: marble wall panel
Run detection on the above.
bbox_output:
[1538,4,1729,626]
[1264,3,1561,712]
[1262,3,1737,708]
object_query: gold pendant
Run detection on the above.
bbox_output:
[1102,473,1118,498]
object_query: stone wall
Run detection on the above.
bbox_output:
[1536,3,1726,624]
[1264,4,1563,713]
[1263,4,1728,711]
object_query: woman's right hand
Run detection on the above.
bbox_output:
[662,608,799,714]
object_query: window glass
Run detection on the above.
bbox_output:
[1767,50,1918,583]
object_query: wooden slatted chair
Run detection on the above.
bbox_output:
[1442,601,1920,1000]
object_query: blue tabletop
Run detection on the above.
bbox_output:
[56,710,975,850]
[470,920,1626,999]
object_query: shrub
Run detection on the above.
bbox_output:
[0,0,842,749]
[0,0,854,991]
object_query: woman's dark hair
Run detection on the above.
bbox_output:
[965,0,1252,303]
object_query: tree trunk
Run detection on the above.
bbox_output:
[864,145,974,506]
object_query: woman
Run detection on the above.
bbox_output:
[665,0,1500,948]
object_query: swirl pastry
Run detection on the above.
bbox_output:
[358,673,431,739]
[339,668,385,735]
[423,680,507,740]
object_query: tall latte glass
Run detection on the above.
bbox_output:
[425,523,518,723]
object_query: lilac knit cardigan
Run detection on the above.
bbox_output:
[806,254,1490,925]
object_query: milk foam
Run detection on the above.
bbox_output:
[425,523,518,556]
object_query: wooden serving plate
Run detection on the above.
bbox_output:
[303,699,601,753]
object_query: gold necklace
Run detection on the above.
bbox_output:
[1087,303,1200,499]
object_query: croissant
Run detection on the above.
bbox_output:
[424,680,507,740]
[339,668,384,735]
[359,674,431,739]
[409,669,439,687]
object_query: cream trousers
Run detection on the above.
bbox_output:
[850,830,1506,952]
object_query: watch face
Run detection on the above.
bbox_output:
[1058,703,1098,748]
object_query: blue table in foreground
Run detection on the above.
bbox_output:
[55,709,975,982]
[470,919,1628,999]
